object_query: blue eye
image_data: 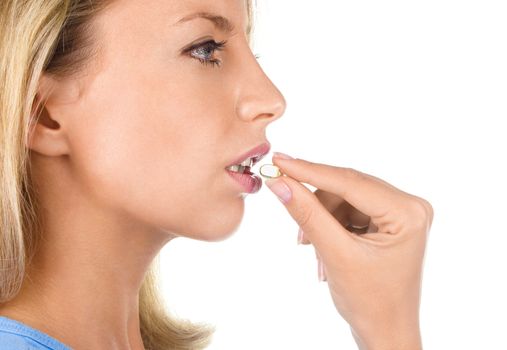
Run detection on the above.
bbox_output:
[186,39,227,68]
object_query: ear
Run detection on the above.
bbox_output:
[26,73,77,156]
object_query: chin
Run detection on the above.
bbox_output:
[192,201,246,242]
[200,228,240,242]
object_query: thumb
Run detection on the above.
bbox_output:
[264,175,352,261]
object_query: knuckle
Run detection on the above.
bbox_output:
[339,167,368,194]
[421,198,434,224]
[342,166,364,180]
[406,195,434,230]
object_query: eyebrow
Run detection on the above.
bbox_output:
[175,12,236,34]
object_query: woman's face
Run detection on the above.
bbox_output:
[46,0,286,241]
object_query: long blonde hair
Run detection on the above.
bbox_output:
[0,1,255,349]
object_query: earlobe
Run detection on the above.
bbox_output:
[26,74,71,157]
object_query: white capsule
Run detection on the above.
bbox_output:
[259,164,282,178]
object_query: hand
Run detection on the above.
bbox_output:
[264,153,433,350]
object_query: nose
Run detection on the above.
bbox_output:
[235,54,287,124]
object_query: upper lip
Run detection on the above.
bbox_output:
[226,142,271,168]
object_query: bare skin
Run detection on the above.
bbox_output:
[0,0,432,349]
[265,155,433,350]
[0,0,285,349]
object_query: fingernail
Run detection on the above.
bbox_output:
[297,227,304,245]
[265,178,292,204]
[272,152,294,160]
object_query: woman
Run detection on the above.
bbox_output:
[0,0,433,349]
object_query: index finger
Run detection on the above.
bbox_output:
[272,157,407,220]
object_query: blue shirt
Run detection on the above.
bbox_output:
[0,316,71,350]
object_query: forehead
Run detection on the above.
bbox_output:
[99,0,248,34]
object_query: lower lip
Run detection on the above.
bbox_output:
[226,169,262,194]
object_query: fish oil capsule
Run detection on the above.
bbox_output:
[259,164,282,178]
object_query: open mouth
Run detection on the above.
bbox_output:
[225,156,263,194]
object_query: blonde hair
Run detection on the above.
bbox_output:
[0,1,255,349]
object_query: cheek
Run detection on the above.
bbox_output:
[68,76,243,239]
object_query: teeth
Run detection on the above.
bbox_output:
[239,157,255,167]
[226,164,247,173]
[226,157,255,173]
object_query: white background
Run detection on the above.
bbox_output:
[160,1,507,349]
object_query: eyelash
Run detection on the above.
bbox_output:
[187,39,227,68]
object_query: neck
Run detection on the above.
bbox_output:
[0,157,175,349]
